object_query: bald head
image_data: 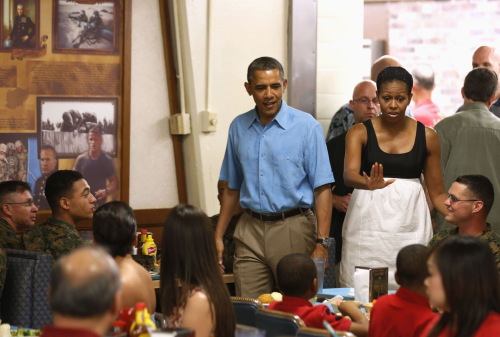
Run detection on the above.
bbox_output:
[472,46,500,99]
[350,80,379,124]
[50,247,121,317]
[371,55,402,81]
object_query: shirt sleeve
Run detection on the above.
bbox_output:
[219,122,244,190]
[317,305,352,332]
[304,123,335,189]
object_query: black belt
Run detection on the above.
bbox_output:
[245,208,310,221]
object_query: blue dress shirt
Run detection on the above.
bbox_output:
[220,100,334,213]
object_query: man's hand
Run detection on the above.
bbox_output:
[332,193,351,213]
[312,244,329,269]
[363,163,395,191]
[22,35,29,42]
[215,236,225,274]
[94,189,106,200]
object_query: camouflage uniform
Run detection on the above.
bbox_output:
[211,212,242,273]
[0,218,24,249]
[6,153,19,180]
[0,248,7,301]
[22,217,86,261]
[428,223,500,271]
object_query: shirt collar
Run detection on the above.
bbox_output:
[246,100,289,130]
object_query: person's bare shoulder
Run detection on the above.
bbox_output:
[118,257,156,313]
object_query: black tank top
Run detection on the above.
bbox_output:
[361,119,427,179]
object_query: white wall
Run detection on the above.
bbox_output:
[128,0,363,215]
[129,0,179,209]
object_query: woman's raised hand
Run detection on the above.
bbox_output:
[362,163,395,190]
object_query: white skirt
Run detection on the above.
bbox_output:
[339,178,432,290]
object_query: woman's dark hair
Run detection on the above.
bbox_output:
[160,204,235,337]
[376,66,413,96]
[427,236,500,337]
[92,201,137,257]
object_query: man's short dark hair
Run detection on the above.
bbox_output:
[276,253,317,297]
[49,247,120,318]
[412,65,435,90]
[463,67,498,103]
[40,144,57,158]
[45,170,83,211]
[247,56,285,83]
[89,125,103,135]
[456,174,495,216]
[93,201,137,257]
[0,181,32,204]
[396,244,429,288]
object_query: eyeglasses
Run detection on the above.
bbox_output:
[447,194,478,204]
[4,199,34,207]
[354,97,379,105]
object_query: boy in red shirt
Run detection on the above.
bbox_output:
[268,253,368,337]
[368,244,436,337]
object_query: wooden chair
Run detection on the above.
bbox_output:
[255,308,305,337]
[231,296,263,327]
[297,326,356,337]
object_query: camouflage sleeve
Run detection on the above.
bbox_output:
[22,228,47,253]
[47,233,86,261]
[0,248,7,298]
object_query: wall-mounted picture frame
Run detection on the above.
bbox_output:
[38,96,118,159]
[52,0,120,55]
[0,0,40,51]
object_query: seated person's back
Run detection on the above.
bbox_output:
[92,201,156,314]
[368,244,436,337]
[269,253,368,337]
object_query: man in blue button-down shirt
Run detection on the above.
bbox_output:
[215,57,334,298]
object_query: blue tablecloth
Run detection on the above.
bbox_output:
[320,288,396,301]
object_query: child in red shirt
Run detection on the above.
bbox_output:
[268,253,368,337]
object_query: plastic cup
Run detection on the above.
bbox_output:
[312,257,325,294]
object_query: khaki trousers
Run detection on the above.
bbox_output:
[233,210,317,298]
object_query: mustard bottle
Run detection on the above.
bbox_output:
[142,234,157,264]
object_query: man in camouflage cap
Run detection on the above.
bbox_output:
[6,142,19,180]
[23,170,97,261]
[15,140,27,182]
[0,180,38,249]
[0,143,7,182]
[429,174,500,271]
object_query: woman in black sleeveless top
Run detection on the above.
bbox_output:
[339,67,448,290]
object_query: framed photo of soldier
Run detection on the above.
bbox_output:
[52,0,120,55]
[0,0,40,51]
[37,97,118,158]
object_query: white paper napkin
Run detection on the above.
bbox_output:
[354,268,370,303]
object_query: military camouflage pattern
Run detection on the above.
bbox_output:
[211,213,241,273]
[22,217,87,261]
[0,248,7,300]
[429,223,500,271]
[0,218,24,249]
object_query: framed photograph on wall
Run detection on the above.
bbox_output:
[52,0,120,55]
[0,0,40,51]
[37,96,118,159]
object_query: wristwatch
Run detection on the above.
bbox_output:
[316,237,334,248]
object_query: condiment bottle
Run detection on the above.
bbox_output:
[129,302,151,337]
[137,230,148,256]
[142,234,157,264]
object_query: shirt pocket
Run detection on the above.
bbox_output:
[272,148,304,190]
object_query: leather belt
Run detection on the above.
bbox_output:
[245,207,310,221]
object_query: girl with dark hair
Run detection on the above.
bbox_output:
[340,66,448,289]
[423,235,500,336]
[160,204,235,337]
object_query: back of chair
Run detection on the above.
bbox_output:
[255,308,305,337]
[231,296,263,327]
[297,327,355,337]
[1,249,53,329]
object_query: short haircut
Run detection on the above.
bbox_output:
[455,174,494,216]
[89,125,103,135]
[247,56,285,83]
[412,65,435,90]
[428,236,500,337]
[45,170,83,211]
[463,67,498,103]
[276,253,317,297]
[0,180,32,205]
[396,244,429,288]
[40,144,57,157]
[93,201,137,257]
[49,247,120,318]
[376,66,413,96]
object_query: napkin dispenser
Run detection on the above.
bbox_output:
[354,266,388,303]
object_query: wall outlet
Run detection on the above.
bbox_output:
[170,113,191,135]
[201,111,217,132]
